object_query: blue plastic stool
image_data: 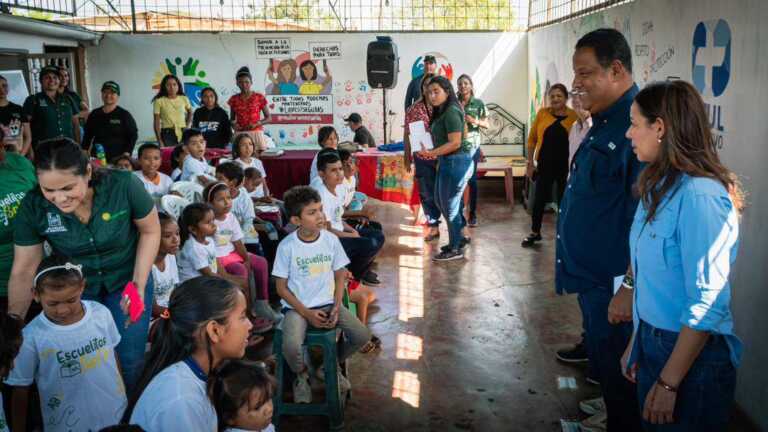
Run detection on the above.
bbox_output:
[272,326,346,431]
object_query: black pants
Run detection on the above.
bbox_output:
[531,167,567,233]
[160,128,179,147]
[339,225,385,280]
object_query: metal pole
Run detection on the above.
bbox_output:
[382,87,388,145]
[130,0,137,33]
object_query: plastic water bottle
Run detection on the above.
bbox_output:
[95,144,107,166]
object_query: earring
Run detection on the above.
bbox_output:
[657,138,662,143]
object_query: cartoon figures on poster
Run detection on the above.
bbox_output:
[265,53,333,96]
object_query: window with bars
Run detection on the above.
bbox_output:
[527,0,632,29]
[10,0,527,32]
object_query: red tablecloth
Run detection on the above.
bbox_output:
[160,147,231,176]
[260,150,317,199]
[356,152,420,213]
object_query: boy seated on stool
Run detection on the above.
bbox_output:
[311,148,384,286]
[273,186,371,404]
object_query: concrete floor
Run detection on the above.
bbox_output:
[255,179,756,432]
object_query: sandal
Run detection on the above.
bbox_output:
[521,233,542,248]
[359,335,382,353]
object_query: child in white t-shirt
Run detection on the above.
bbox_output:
[216,162,263,255]
[135,143,174,207]
[209,359,275,432]
[180,129,215,185]
[152,213,180,316]
[170,144,188,182]
[309,126,340,182]
[126,277,251,430]
[0,312,24,432]
[7,256,127,432]
[273,186,371,404]
[204,182,280,330]
[232,133,272,198]
[177,202,225,282]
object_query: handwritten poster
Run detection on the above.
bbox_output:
[267,95,334,124]
[255,38,292,58]
[309,41,342,60]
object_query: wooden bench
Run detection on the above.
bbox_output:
[476,161,526,206]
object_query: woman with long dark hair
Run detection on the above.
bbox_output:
[8,138,160,391]
[522,84,578,247]
[404,73,441,241]
[192,87,232,149]
[621,81,743,430]
[416,76,473,261]
[457,74,488,228]
[152,74,192,147]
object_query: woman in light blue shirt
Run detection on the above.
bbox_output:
[622,81,744,430]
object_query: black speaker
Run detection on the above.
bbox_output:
[367,36,398,89]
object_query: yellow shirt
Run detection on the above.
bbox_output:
[299,81,324,95]
[527,107,578,161]
[153,96,191,140]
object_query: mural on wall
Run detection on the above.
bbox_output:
[333,80,384,143]
[152,57,211,106]
[410,52,454,81]
[692,18,731,150]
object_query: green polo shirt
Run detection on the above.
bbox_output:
[22,91,78,149]
[0,153,36,296]
[14,169,154,296]
[463,97,486,151]
[431,104,471,153]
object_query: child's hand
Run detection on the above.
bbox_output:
[305,309,329,328]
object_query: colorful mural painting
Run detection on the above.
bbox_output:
[152,57,210,106]
[410,52,454,81]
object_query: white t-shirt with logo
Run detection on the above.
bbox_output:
[235,157,267,178]
[130,361,217,432]
[272,230,350,309]
[134,171,174,206]
[178,236,218,281]
[152,254,180,308]
[310,177,347,232]
[6,301,126,432]
[231,188,259,244]
[213,212,244,257]
[181,156,215,182]
[342,175,357,207]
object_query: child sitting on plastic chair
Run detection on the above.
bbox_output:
[273,186,371,404]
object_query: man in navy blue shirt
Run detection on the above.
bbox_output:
[556,29,643,431]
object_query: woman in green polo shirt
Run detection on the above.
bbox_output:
[457,74,488,228]
[0,128,36,311]
[416,76,474,262]
[8,139,161,391]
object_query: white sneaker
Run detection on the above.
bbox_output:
[580,411,607,432]
[292,372,312,403]
[316,366,351,392]
[579,396,606,416]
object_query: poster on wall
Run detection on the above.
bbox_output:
[255,38,292,59]
[0,70,29,106]
[309,42,342,60]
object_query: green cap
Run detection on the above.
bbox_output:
[101,80,120,95]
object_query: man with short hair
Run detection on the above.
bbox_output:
[404,55,437,111]
[555,28,643,431]
[344,113,376,149]
[82,81,138,161]
[21,65,80,151]
[0,75,30,155]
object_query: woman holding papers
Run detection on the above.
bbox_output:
[404,73,441,241]
[416,76,473,262]
[522,83,577,247]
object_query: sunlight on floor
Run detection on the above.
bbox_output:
[397,235,423,248]
[392,370,421,408]
[398,224,424,234]
[396,333,423,361]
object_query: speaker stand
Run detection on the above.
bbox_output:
[382,87,388,146]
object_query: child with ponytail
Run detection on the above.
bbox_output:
[125,276,252,430]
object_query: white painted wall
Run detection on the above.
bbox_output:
[0,29,79,53]
[528,0,768,428]
[84,31,527,150]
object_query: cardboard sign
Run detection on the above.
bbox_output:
[255,38,292,58]
[309,41,342,60]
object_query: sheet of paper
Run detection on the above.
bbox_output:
[408,120,426,136]
[410,132,434,153]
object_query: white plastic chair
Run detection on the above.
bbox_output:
[170,181,203,203]
[160,195,190,220]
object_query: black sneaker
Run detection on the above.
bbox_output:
[468,214,478,227]
[361,271,381,286]
[433,249,465,262]
[521,233,542,248]
[440,238,470,253]
[556,342,589,363]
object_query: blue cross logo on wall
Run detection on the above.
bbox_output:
[692,19,731,97]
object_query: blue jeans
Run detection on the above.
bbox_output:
[339,225,385,280]
[636,321,736,431]
[435,152,474,250]
[578,287,642,431]
[83,276,154,393]
[414,157,441,227]
[467,149,481,216]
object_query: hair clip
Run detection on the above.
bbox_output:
[160,309,171,320]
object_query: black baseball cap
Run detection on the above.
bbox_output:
[344,113,362,124]
[424,55,437,64]
[101,81,120,95]
[39,65,60,79]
